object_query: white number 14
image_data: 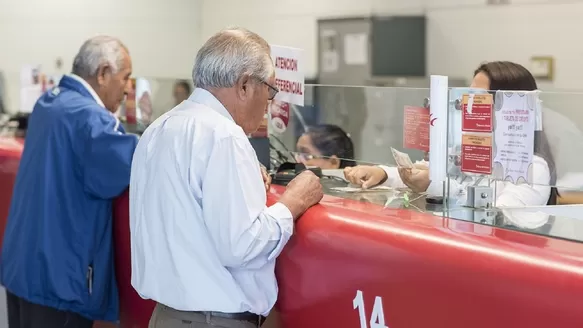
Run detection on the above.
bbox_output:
[353,290,388,328]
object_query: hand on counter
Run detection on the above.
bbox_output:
[279,170,323,220]
[398,166,430,193]
[344,166,388,189]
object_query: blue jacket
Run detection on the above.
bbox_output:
[0,75,138,321]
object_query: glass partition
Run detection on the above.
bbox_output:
[267,84,583,245]
[444,87,583,243]
[267,85,433,212]
[131,80,583,245]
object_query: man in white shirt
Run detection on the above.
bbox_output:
[129,28,323,328]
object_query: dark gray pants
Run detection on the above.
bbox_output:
[6,291,93,328]
[149,304,258,328]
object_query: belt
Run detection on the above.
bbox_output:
[195,311,265,326]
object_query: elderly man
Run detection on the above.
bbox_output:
[130,28,323,328]
[0,36,138,328]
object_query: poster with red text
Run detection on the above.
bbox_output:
[461,134,493,175]
[403,106,430,151]
[270,45,305,106]
[461,93,493,132]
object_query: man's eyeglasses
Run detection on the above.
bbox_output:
[262,81,279,100]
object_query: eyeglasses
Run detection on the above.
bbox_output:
[291,151,318,162]
[262,81,279,100]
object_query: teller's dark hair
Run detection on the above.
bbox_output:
[474,61,558,205]
[305,124,356,168]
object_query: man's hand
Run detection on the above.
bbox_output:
[279,171,323,220]
[260,164,271,192]
[398,167,431,193]
[344,165,388,189]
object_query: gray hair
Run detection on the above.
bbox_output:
[193,27,274,89]
[72,36,128,78]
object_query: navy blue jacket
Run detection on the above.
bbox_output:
[0,75,138,321]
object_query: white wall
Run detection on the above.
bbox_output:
[200,0,583,90]
[0,0,202,113]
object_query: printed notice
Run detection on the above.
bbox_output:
[403,106,430,152]
[271,45,305,106]
[462,93,494,132]
[461,134,493,175]
[493,91,536,184]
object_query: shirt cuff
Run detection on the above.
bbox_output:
[377,165,406,189]
[264,202,294,261]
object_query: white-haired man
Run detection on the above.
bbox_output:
[130,28,323,328]
[1,36,138,327]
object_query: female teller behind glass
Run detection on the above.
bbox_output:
[344,61,559,208]
[294,124,356,169]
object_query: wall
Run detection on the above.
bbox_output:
[200,0,583,90]
[0,0,202,113]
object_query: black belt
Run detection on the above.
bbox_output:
[195,311,265,326]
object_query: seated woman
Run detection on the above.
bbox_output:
[295,124,356,169]
[345,61,558,210]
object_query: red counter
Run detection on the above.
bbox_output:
[112,186,583,328]
[3,138,583,328]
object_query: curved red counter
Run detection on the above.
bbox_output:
[112,186,583,328]
[3,138,583,327]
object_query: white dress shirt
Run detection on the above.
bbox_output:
[379,154,551,207]
[129,88,293,315]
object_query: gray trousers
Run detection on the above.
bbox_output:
[149,304,258,328]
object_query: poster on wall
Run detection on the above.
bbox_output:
[20,65,43,113]
[321,29,339,73]
[343,33,368,66]
[492,91,536,184]
[403,106,430,152]
[19,66,63,114]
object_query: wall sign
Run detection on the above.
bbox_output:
[270,45,305,106]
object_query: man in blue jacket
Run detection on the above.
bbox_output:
[1,36,138,328]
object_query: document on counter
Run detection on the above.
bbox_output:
[330,186,393,193]
[391,147,414,168]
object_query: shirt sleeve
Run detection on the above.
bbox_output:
[83,111,138,199]
[202,135,293,269]
[378,165,408,189]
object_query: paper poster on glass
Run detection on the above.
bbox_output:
[447,88,491,177]
[403,106,430,152]
[492,91,536,184]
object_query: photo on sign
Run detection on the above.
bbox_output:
[269,100,290,134]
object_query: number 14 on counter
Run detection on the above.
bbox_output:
[353,290,388,328]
